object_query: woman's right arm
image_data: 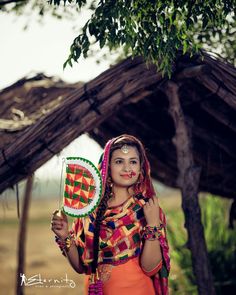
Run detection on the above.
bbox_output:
[51,210,84,273]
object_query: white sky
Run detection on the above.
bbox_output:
[0,11,107,179]
[0,11,111,88]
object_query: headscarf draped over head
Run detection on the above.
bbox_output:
[72,134,170,295]
[97,134,156,198]
[96,135,170,294]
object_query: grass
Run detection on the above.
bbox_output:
[167,194,236,295]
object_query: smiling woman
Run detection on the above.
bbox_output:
[51,134,170,295]
[108,146,141,205]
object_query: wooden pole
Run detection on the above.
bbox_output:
[16,175,34,295]
[165,81,216,295]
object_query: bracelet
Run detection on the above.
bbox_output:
[141,224,164,241]
[55,230,75,255]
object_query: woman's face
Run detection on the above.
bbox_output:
[109,145,141,188]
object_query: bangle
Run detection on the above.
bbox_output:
[141,224,164,241]
[55,230,75,255]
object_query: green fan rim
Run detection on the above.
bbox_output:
[62,157,102,217]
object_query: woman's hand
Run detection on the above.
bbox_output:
[143,196,160,226]
[51,209,69,239]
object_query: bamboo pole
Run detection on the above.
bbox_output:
[16,175,34,295]
[165,81,216,295]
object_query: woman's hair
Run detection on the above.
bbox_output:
[91,134,147,273]
[109,136,144,167]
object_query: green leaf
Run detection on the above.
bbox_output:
[183,40,188,54]
[99,36,106,48]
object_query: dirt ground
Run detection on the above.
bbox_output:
[0,190,181,295]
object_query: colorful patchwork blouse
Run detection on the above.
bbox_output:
[72,193,170,277]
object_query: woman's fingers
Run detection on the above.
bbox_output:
[152,196,159,206]
[144,197,158,207]
[144,201,149,207]
[51,220,62,229]
[51,220,63,226]
[51,210,69,239]
[148,198,154,206]
[51,215,63,222]
[143,196,160,226]
[51,212,65,231]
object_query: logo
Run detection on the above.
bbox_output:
[20,273,76,288]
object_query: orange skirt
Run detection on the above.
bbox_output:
[84,257,155,295]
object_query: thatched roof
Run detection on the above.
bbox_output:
[0,52,236,199]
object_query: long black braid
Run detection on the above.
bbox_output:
[91,183,112,273]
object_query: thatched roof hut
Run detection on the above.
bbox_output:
[0,51,235,199]
[1,50,236,295]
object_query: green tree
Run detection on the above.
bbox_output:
[1,0,235,75]
[50,0,236,75]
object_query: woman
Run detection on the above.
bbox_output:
[51,134,170,295]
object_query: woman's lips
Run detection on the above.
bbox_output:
[121,171,136,178]
[121,174,131,179]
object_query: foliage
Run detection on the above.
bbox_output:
[201,196,236,294]
[1,0,235,76]
[167,208,197,294]
[50,0,235,76]
[167,195,236,295]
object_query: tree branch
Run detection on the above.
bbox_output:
[0,0,26,6]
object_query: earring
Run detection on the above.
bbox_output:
[107,176,113,187]
[107,177,114,198]
[134,172,143,194]
[139,172,144,183]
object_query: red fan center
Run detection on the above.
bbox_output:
[64,164,96,209]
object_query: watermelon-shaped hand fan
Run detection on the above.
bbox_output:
[62,157,102,217]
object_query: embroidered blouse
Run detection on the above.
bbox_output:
[72,194,169,274]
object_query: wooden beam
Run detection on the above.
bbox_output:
[196,75,236,110]
[201,101,236,134]
[193,125,236,160]
[0,57,162,193]
[16,175,34,295]
[175,65,209,80]
[165,80,216,295]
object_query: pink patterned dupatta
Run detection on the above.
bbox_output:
[152,208,170,295]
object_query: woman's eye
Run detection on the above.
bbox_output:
[115,160,122,164]
[130,160,137,164]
